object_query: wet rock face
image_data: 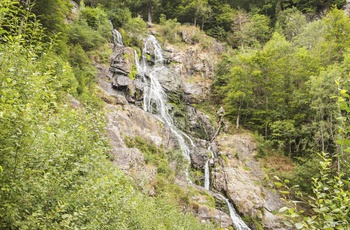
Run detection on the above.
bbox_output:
[187,105,216,140]
[108,31,225,106]
[163,43,221,104]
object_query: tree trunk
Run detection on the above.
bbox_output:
[265,95,269,139]
[20,0,31,8]
[236,104,241,129]
[148,0,152,24]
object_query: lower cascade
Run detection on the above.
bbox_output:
[218,195,251,230]
[204,146,215,190]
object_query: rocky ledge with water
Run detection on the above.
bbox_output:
[98,26,287,229]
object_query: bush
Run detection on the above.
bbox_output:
[158,15,181,43]
[122,17,147,47]
[68,44,96,94]
[68,19,106,50]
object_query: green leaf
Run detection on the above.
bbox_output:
[295,222,304,229]
[274,181,283,188]
[336,139,350,146]
[282,220,293,227]
[279,207,288,212]
[280,190,290,195]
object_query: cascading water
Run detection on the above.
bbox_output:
[218,195,251,230]
[131,33,250,229]
[110,21,123,46]
[113,29,123,46]
[204,160,210,190]
[204,146,215,190]
[138,35,191,162]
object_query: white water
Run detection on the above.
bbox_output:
[110,21,124,46]
[140,35,191,162]
[218,194,251,230]
[134,50,141,73]
[112,29,124,46]
[204,160,210,190]
[204,146,215,190]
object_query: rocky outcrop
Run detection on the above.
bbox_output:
[101,27,286,229]
[108,28,225,106]
[98,69,233,227]
[212,132,286,229]
[108,46,143,104]
[345,0,350,16]
[163,40,224,104]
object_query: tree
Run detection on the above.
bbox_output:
[231,10,250,49]
[275,7,307,41]
[323,8,350,62]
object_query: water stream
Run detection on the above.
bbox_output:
[114,32,250,229]
[110,21,123,46]
[218,194,251,230]
[204,146,215,190]
[139,35,192,161]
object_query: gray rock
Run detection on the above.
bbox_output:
[212,133,286,229]
[116,75,133,87]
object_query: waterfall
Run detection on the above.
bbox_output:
[139,35,191,162]
[204,160,210,190]
[124,32,250,229]
[110,21,123,46]
[112,29,124,46]
[204,146,215,190]
[218,194,251,230]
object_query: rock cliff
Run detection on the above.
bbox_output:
[97,26,287,229]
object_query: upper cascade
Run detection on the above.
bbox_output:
[112,29,123,47]
[110,21,123,46]
[139,35,191,161]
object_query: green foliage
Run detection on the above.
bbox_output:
[277,87,350,229]
[158,15,181,43]
[121,17,147,47]
[323,8,350,62]
[31,0,71,35]
[275,8,307,41]
[280,153,350,229]
[214,7,350,160]
[0,0,45,49]
[125,136,187,178]
[68,7,110,51]
[66,5,112,99]
[68,44,96,94]
[108,7,132,28]
[128,64,137,80]
[230,11,271,49]
[0,3,215,229]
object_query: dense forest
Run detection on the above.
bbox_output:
[1,0,349,229]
